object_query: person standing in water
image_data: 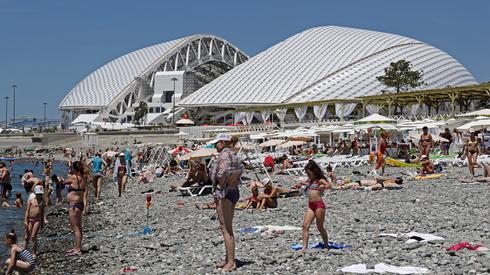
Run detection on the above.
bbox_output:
[300,160,331,251]
[24,186,45,258]
[210,133,243,272]
[0,162,12,199]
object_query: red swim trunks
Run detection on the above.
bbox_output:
[308,200,326,211]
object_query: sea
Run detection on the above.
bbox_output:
[0,159,69,261]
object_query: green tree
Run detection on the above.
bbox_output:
[377,60,425,93]
[134,101,148,125]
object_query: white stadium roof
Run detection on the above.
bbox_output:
[59,36,192,109]
[180,26,477,107]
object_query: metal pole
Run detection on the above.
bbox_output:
[12,84,16,127]
[4,96,9,128]
[171,78,178,125]
[43,102,47,130]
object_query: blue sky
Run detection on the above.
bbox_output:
[1,0,489,118]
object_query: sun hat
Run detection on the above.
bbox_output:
[209,133,232,144]
[469,128,475,133]
[34,185,44,195]
[119,153,125,157]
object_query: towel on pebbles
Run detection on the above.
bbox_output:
[338,263,429,274]
[240,225,302,233]
[379,232,444,243]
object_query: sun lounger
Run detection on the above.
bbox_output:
[178,185,213,197]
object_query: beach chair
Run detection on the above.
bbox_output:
[178,185,213,197]
[285,167,305,176]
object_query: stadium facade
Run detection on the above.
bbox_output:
[58,35,248,126]
[59,26,477,126]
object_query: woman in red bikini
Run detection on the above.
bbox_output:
[300,160,331,251]
[62,161,90,256]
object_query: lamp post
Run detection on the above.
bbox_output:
[171,77,178,125]
[43,102,47,130]
[4,96,9,129]
[11,84,16,128]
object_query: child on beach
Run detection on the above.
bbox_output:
[15,192,23,208]
[4,230,37,275]
[300,160,331,251]
[24,186,45,258]
[244,186,260,210]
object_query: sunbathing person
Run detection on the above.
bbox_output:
[195,201,217,210]
[136,167,154,184]
[256,178,278,211]
[278,154,293,173]
[419,155,435,175]
[182,160,210,187]
[336,177,403,190]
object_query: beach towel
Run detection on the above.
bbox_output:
[339,263,429,274]
[386,157,422,168]
[240,225,301,233]
[379,232,444,243]
[239,227,259,233]
[290,241,352,250]
[447,242,483,251]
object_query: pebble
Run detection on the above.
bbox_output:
[32,166,490,274]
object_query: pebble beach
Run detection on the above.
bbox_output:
[31,166,490,274]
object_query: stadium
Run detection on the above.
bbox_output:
[59,26,478,126]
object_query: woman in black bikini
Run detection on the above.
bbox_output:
[463,129,480,176]
[62,161,90,256]
[419,126,433,157]
[210,133,243,272]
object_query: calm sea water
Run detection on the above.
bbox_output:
[0,159,69,261]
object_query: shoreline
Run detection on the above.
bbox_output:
[32,166,490,274]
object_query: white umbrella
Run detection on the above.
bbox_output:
[175,131,189,137]
[175,118,195,125]
[258,139,286,148]
[355,124,398,131]
[457,119,490,131]
[277,140,305,149]
[457,108,490,117]
[355,113,394,124]
[179,148,217,161]
[103,151,118,157]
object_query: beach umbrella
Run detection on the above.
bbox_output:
[169,146,191,155]
[457,108,490,118]
[178,148,217,161]
[175,118,195,125]
[259,139,286,148]
[457,119,490,131]
[289,136,313,141]
[175,131,189,137]
[103,151,118,157]
[355,113,394,124]
[277,140,305,149]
